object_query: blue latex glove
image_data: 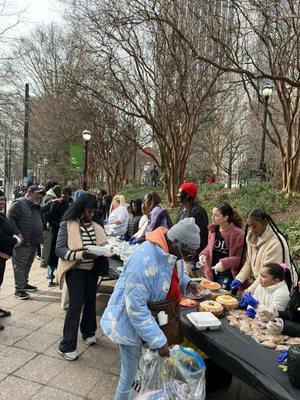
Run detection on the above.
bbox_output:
[191,261,198,272]
[129,236,138,245]
[239,293,251,309]
[246,293,259,308]
[246,307,256,318]
[230,278,242,290]
[278,350,288,364]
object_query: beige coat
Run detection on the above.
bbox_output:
[57,220,106,288]
[236,223,296,292]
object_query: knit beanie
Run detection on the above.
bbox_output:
[180,182,198,199]
[74,189,86,200]
[167,217,200,253]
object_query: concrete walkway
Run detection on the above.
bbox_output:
[0,259,270,400]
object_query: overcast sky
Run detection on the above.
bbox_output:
[8,0,63,36]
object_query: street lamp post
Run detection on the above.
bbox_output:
[259,85,273,183]
[82,129,91,190]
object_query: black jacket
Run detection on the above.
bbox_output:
[7,196,43,246]
[0,212,18,256]
[279,287,300,337]
[177,200,208,262]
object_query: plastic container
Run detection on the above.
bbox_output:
[187,312,221,331]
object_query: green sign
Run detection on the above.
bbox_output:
[70,145,84,172]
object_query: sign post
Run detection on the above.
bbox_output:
[70,145,84,172]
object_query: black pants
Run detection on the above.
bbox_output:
[59,267,98,352]
[0,257,6,287]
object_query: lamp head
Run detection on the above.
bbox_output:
[262,85,273,99]
[82,129,91,142]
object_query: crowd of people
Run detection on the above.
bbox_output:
[0,179,300,400]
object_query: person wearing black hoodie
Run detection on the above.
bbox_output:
[0,190,22,330]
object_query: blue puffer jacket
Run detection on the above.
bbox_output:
[100,241,191,349]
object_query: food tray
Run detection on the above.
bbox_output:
[186,288,210,300]
[187,311,221,331]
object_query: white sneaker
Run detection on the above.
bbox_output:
[84,336,97,346]
[58,349,78,361]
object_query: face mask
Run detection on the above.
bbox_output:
[178,192,189,204]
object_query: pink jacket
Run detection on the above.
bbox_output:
[200,223,245,281]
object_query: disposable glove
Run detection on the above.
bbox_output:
[246,307,256,318]
[267,318,284,334]
[198,255,207,267]
[239,293,252,309]
[278,350,288,364]
[257,306,278,322]
[244,293,259,309]
[212,262,224,274]
[191,261,198,272]
[129,236,138,245]
[230,278,242,290]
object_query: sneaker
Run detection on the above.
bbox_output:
[0,308,11,318]
[14,291,30,300]
[84,336,97,346]
[58,349,78,361]
[24,284,37,292]
[35,255,41,260]
[0,324,3,331]
[46,279,57,287]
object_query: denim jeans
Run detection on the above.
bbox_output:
[115,344,142,400]
[46,265,55,280]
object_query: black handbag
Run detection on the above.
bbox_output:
[81,223,109,277]
[287,345,300,388]
[93,255,109,276]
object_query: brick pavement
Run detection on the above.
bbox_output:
[0,259,270,400]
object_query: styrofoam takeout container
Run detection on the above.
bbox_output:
[187,312,221,331]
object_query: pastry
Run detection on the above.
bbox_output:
[179,297,198,307]
[199,300,223,316]
[286,337,300,345]
[216,295,238,310]
[229,309,245,319]
[201,279,221,291]
[261,341,276,349]
[276,345,290,352]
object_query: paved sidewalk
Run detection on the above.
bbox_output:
[0,259,270,400]
[0,259,119,400]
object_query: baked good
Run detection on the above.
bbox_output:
[201,279,221,291]
[286,337,300,345]
[179,297,198,307]
[199,300,223,316]
[261,341,276,349]
[276,344,290,352]
[229,309,245,319]
[216,295,238,310]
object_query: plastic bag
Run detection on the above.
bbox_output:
[133,345,206,400]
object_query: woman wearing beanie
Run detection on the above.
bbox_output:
[197,203,244,290]
[101,217,202,400]
[0,190,22,330]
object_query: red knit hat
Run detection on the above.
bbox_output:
[180,182,198,198]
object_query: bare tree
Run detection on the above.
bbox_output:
[125,0,300,193]
[63,0,223,205]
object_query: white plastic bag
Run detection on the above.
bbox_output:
[133,346,206,400]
